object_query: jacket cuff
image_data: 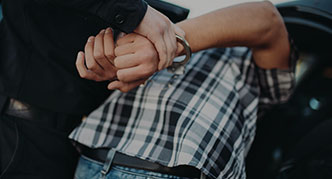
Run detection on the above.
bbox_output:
[97,0,147,33]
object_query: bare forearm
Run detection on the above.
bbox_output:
[177,1,290,69]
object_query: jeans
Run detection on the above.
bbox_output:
[75,156,190,179]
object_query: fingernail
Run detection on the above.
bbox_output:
[77,52,82,59]
[87,36,94,42]
[100,29,105,34]
[105,28,112,34]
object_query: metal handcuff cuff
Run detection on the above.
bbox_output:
[167,35,192,74]
[140,35,191,87]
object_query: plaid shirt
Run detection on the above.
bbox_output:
[70,47,295,179]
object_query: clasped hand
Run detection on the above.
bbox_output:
[76,28,160,92]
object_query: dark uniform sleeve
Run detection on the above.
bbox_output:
[93,0,148,33]
[35,0,148,33]
[96,0,147,33]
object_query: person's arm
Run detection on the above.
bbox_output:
[177,1,290,69]
[38,0,180,71]
[77,1,291,92]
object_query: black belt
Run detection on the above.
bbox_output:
[3,98,81,132]
[75,143,201,179]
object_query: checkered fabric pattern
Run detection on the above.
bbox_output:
[70,47,295,179]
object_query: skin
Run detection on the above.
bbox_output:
[76,4,183,82]
[76,28,117,82]
[76,28,159,92]
[76,1,291,92]
[176,1,290,70]
[135,6,185,70]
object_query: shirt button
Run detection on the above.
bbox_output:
[115,14,125,25]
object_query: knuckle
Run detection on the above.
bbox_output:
[114,48,120,57]
[79,71,88,79]
[120,88,130,93]
[105,52,115,60]
[140,67,154,77]
[116,71,126,82]
[87,63,99,71]
[118,84,130,93]
[106,71,116,80]
[113,58,120,68]
[94,51,104,60]
[144,61,157,71]
[148,63,157,72]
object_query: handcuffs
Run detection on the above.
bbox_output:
[167,34,192,74]
[140,34,192,87]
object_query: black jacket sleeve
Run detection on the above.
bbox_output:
[35,0,147,33]
[96,0,147,33]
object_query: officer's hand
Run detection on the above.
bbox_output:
[76,28,117,82]
[134,5,185,71]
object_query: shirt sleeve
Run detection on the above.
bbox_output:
[36,0,148,33]
[255,37,298,109]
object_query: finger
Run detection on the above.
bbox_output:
[170,28,178,63]
[76,51,87,77]
[113,54,140,69]
[168,24,179,66]
[155,38,168,70]
[117,65,155,82]
[114,43,135,57]
[100,28,118,80]
[108,79,147,92]
[94,30,114,70]
[104,28,116,64]
[116,33,136,46]
[164,29,177,67]
[84,36,104,75]
[75,51,103,81]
